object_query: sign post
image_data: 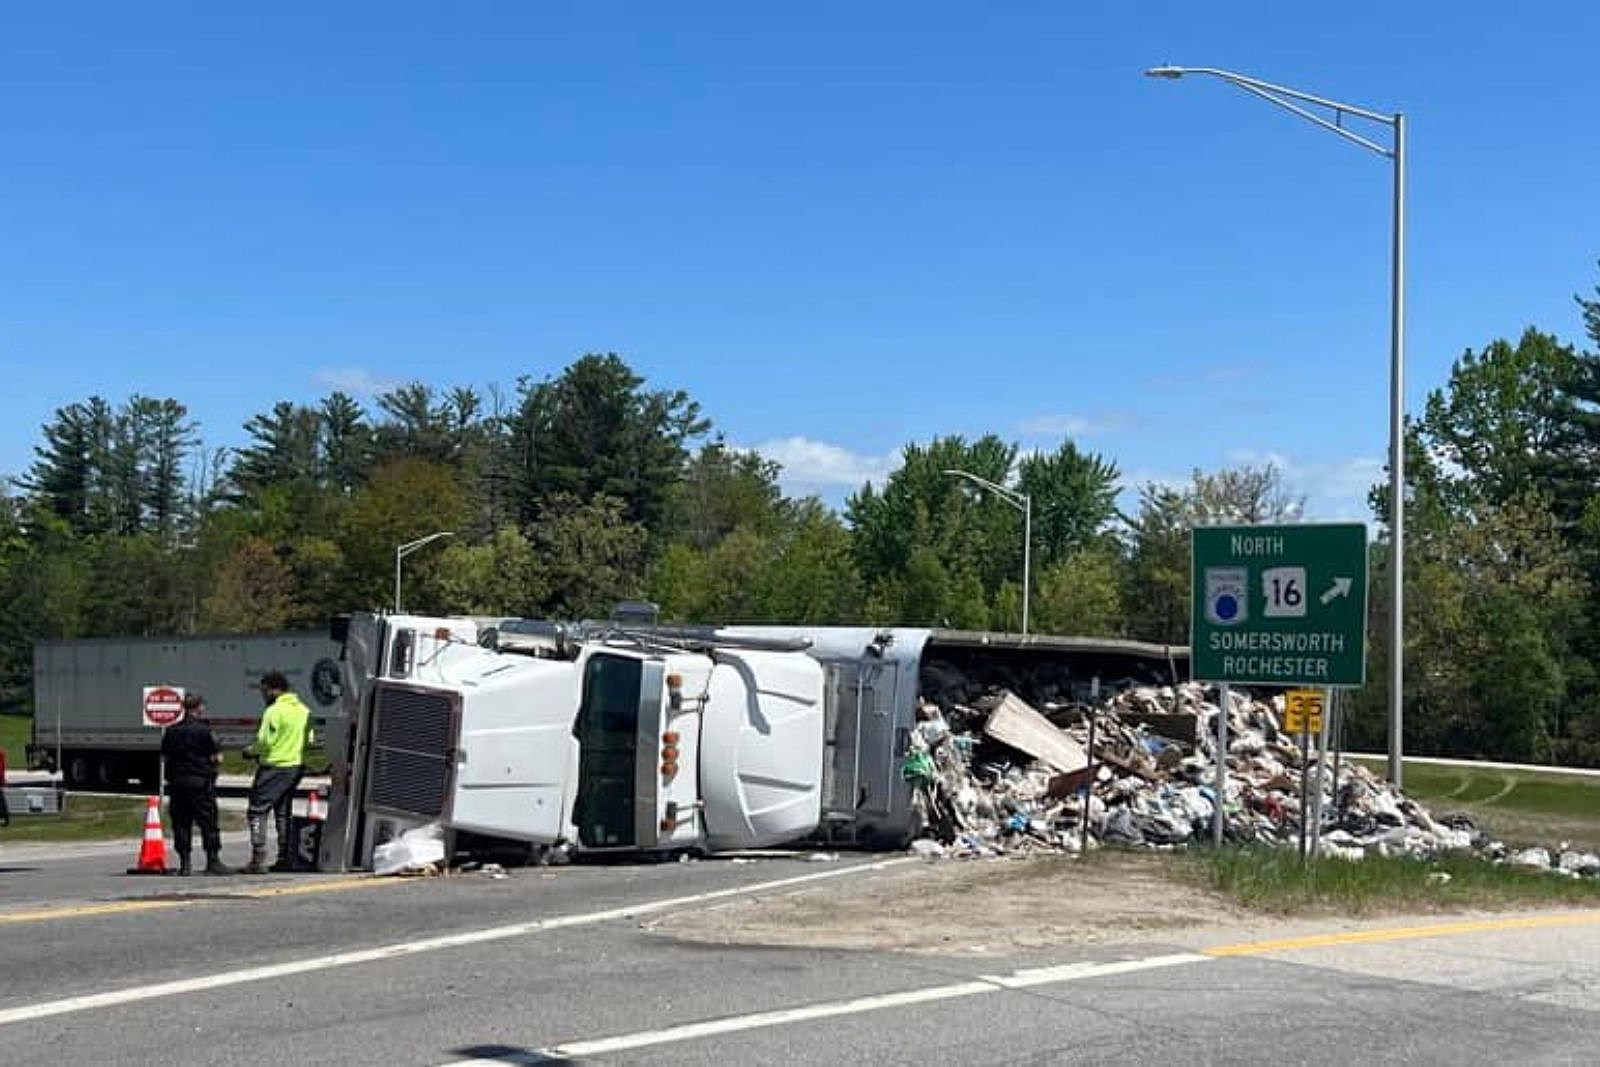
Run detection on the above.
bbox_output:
[1311,687,1334,859]
[1285,688,1328,859]
[1191,523,1369,853]
[142,686,185,813]
[1214,684,1230,847]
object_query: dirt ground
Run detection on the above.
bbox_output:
[649,852,1263,956]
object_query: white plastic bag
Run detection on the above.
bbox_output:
[372,822,447,876]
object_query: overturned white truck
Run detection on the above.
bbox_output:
[318,612,1187,871]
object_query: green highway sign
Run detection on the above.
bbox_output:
[1190,522,1369,688]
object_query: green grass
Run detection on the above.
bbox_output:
[1185,844,1600,916]
[3,794,245,843]
[1355,758,1600,852]
[1,713,30,771]
[3,794,147,843]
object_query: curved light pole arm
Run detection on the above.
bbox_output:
[1146,65,1396,157]
[943,468,1032,634]
[941,469,1026,511]
[394,531,456,613]
[1147,65,1393,124]
[1145,63,1407,788]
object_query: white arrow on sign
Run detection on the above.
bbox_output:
[1319,576,1353,605]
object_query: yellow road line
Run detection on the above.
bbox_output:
[235,876,396,900]
[0,899,192,925]
[1206,910,1600,956]
[0,875,393,925]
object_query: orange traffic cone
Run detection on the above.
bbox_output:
[307,788,327,823]
[126,796,171,875]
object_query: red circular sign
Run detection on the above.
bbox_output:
[143,685,185,727]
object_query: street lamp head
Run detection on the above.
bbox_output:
[1145,65,1185,80]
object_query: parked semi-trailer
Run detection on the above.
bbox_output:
[319,612,1186,869]
[29,631,344,788]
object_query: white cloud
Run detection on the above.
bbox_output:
[314,366,403,398]
[1017,412,1139,437]
[1224,449,1383,521]
[1147,360,1268,391]
[1116,453,1383,524]
[745,436,899,495]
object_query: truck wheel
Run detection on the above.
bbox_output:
[93,758,115,789]
[66,755,91,789]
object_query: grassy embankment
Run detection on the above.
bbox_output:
[5,714,249,842]
[1186,845,1600,916]
[0,713,27,771]
[1354,757,1600,853]
[1175,758,1600,915]
[2,794,149,843]
[3,711,325,778]
[3,793,246,844]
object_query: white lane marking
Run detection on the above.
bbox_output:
[0,858,910,1029]
[466,953,1208,1061]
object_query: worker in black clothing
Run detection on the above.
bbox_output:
[161,693,231,876]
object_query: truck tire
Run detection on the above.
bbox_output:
[66,754,92,789]
[93,758,115,789]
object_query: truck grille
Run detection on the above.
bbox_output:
[367,685,455,818]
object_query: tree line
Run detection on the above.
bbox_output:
[3,269,1600,766]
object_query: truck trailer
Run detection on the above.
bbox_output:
[30,631,344,788]
[319,612,1187,870]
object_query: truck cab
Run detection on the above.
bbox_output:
[320,614,824,870]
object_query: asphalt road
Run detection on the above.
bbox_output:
[0,842,1595,1065]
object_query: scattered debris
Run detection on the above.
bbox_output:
[373,822,447,877]
[1558,850,1600,877]
[981,692,1088,774]
[1510,847,1552,871]
[903,683,1597,878]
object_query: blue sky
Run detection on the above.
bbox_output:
[3,3,1596,520]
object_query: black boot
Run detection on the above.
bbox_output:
[204,853,233,876]
[177,854,192,877]
[242,849,270,874]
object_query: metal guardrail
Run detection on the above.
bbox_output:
[2,787,64,816]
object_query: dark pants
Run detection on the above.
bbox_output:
[169,776,221,858]
[247,765,303,861]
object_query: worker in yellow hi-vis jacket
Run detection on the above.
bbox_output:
[242,670,310,874]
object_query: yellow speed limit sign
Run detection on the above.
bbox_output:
[1283,689,1326,734]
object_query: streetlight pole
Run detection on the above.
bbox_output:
[943,469,1031,635]
[1145,65,1406,788]
[394,531,455,614]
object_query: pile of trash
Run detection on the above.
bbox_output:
[902,682,1600,878]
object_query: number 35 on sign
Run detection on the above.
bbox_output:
[1282,689,1325,733]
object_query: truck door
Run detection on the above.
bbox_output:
[571,651,657,850]
[571,649,708,853]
